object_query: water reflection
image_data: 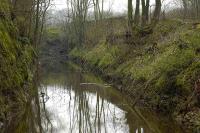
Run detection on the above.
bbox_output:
[37,62,184,133]
[40,85,130,133]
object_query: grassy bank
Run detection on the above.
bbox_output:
[0,0,35,131]
[69,19,200,131]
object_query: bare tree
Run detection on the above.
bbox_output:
[67,0,91,46]
[134,0,140,25]
[141,0,150,26]
[128,0,133,28]
[152,0,162,25]
[33,0,40,48]
[92,0,104,20]
[39,0,52,44]
[182,0,188,19]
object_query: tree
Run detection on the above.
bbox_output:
[38,0,52,44]
[182,0,188,19]
[33,0,40,48]
[145,0,150,22]
[92,0,104,21]
[10,0,35,37]
[152,0,161,25]
[141,0,150,26]
[128,0,133,28]
[67,0,91,46]
[134,0,140,25]
[180,0,200,19]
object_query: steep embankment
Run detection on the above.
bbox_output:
[69,20,200,131]
[0,0,35,131]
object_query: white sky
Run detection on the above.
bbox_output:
[51,0,177,12]
[51,0,128,12]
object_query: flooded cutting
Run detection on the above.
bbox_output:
[37,61,184,133]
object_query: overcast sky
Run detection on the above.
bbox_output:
[51,0,128,12]
[51,0,177,12]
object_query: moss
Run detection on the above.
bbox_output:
[0,0,35,126]
[69,47,86,59]
[176,62,200,94]
[85,42,121,68]
[0,0,10,14]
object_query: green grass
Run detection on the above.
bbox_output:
[44,27,61,41]
[69,19,200,115]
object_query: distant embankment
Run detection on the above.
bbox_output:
[39,28,68,63]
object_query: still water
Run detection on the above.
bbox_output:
[36,61,184,133]
[6,61,185,133]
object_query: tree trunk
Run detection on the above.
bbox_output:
[145,0,150,22]
[128,0,133,28]
[152,0,161,25]
[33,0,40,48]
[182,0,188,19]
[141,0,146,26]
[141,0,150,26]
[101,0,104,19]
[134,0,140,25]
[195,0,199,19]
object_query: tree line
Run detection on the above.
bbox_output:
[182,0,200,19]
[6,0,200,48]
[129,0,200,27]
[63,0,163,47]
[128,0,161,28]
[8,0,198,48]
[9,0,52,48]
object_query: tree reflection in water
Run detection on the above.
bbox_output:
[36,62,184,133]
[6,62,185,132]
[39,82,130,133]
